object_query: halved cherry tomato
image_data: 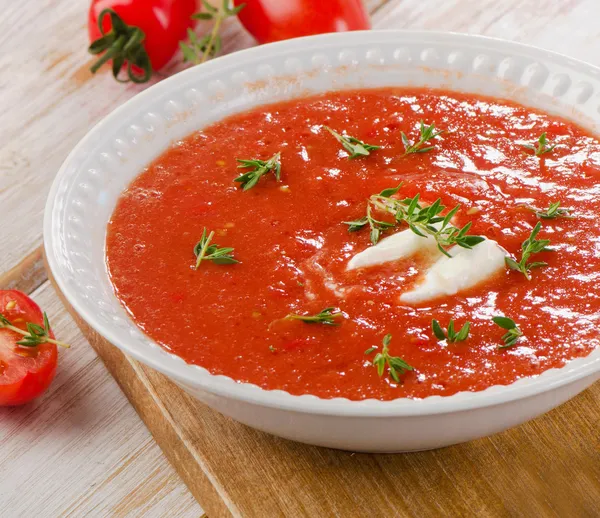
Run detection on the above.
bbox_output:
[0,291,58,406]
[234,0,371,44]
[88,0,197,81]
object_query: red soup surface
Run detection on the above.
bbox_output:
[106,88,600,400]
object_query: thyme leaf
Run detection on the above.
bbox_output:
[285,307,343,326]
[324,126,380,159]
[345,183,484,253]
[181,1,245,65]
[235,152,281,190]
[365,334,413,383]
[505,222,551,280]
[432,319,471,343]
[492,316,523,348]
[402,120,444,155]
[529,201,573,220]
[523,132,556,156]
[194,228,238,269]
[0,312,70,349]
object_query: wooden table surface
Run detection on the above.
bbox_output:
[2,0,599,516]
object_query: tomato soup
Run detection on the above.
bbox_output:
[106,88,600,400]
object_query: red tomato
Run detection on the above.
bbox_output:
[234,0,370,44]
[0,291,58,406]
[88,0,197,78]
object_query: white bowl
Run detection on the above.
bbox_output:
[45,31,600,452]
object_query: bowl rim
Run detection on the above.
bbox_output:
[45,29,600,417]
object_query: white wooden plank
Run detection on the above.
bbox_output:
[0,282,203,517]
[373,0,600,67]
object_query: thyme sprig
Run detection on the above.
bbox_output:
[235,152,281,190]
[324,126,380,159]
[0,312,70,349]
[285,307,343,326]
[345,201,395,246]
[345,183,484,254]
[523,132,556,156]
[492,316,523,348]
[365,334,413,383]
[194,228,238,268]
[180,1,245,65]
[529,201,573,220]
[432,319,471,343]
[402,120,444,155]
[505,222,552,280]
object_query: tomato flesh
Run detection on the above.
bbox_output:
[234,0,370,44]
[0,291,57,406]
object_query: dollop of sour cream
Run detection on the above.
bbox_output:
[346,229,439,271]
[399,238,507,304]
[347,230,507,304]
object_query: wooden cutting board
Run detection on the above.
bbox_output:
[49,272,600,517]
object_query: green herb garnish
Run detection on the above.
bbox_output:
[492,316,523,348]
[432,319,471,343]
[194,228,238,269]
[345,183,484,254]
[523,132,556,156]
[180,1,245,65]
[505,222,551,280]
[345,202,396,246]
[324,126,380,159]
[235,152,281,190]
[365,334,413,383]
[530,201,573,220]
[0,312,70,348]
[402,120,444,155]
[285,307,343,326]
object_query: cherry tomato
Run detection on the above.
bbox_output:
[88,0,197,81]
[0,291,58,406]
[234,0,370,44]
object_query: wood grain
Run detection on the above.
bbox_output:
[0,246,45,293]
[56,274,600,517]
[0,281,204,517]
